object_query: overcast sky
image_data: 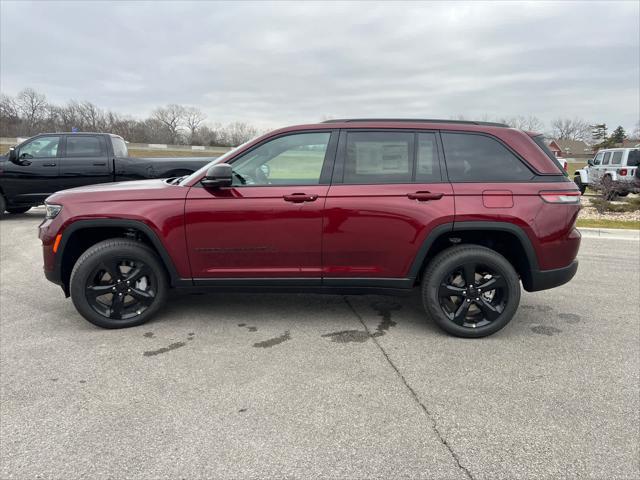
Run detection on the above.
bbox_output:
[1,1,638,132]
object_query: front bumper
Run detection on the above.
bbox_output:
[525,260,579,292]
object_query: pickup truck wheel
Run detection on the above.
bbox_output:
[70,239,167,329]
[6,206,31,214]
[0,195,5,216]
[574,176,586,195]
[422,245,521,338]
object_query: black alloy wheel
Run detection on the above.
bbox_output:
[437,262,508,328]
[422,245,520,338]
[70,239,167,328]
[85,257,157,321]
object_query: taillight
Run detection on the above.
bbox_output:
[539,191,581,204]
[620,168,627,176]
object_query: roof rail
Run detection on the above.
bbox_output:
[321,118,509,127]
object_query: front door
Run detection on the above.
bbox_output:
[58,135,112,190]
[2,135,61,204]
[322,130,454,284]
[185,131,337,282]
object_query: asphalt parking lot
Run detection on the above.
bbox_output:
[1,210,639,479]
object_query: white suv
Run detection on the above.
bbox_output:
[574,148,640,198]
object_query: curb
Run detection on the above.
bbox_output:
[579,227,640,241]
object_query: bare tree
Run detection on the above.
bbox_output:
[551,117,591,141]
[153,104,187,144]
[77,101,106,131]
[220,122,258,146]
[501,115,544,132]
[16,88,48,134]
[184,107,206,143]
[0,94,20,136]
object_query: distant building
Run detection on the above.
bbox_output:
[547,139,593,159]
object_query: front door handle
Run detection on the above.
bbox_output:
[93,162,107,166]
[407,191,444,201]
[43,163,57,167]
[283,193,318,203]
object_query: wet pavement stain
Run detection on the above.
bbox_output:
[322,329,371,343]
[187,332,195,341]
[253,331,290,348]
[372,301,401,334]
[531,325,562,336]
[50,378,58,382]
[79,380,86,384]
[143,332,154,338]
[238,324,258,332]
[238,408,248,413]
[323,301,400,343]
[143,341,186,356]
[559,313,581,324]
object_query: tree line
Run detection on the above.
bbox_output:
[0,88,260,147]
[455,114,638,147]
[1,88,637,148]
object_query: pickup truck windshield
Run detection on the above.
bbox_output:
[179,137,258,186]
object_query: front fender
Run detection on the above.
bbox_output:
[574,169,589,184]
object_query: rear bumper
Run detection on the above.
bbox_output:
[525,260,579,292]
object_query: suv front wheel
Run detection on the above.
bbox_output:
[70,239,167,328]
[422,245,521,338]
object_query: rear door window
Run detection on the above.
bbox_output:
[441,132,533,182]
[343,131,414,184]
[611,151,623,165]
[602,152,611,165]
[65,136,106,158]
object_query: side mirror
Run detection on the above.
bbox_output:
[587,159,594,166]
[201,163,233,188]
[8,147,17,163]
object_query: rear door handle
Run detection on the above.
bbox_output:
[407,191,444,201]
[43,163,57,167]
[283,193,318,203]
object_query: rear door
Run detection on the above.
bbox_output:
[1,135,61,204]
[322,130,454,285]
[58,135,112,190]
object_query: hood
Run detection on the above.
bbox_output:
[46,178,188,204]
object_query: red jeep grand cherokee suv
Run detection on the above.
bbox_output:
[39,119,581,337]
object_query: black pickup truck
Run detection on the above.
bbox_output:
[0,132,215,214]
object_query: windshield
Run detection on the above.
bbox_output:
[179,136,259,186]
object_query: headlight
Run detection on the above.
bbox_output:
[45,203,63,219]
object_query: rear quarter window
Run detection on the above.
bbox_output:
[627,150,639,166]
[442,132,533,182]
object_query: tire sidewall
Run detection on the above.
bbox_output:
[70,241,167,328]
[423,246,521,338]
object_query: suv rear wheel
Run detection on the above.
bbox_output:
[422,245,521,338]
[70,239,167,328]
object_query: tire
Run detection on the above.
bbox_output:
[6,206,31,214]
[0,195,5,217]
[574,176,586,195]
[422,245,521,338]
[70,239,168,329]
[618,192,629,197]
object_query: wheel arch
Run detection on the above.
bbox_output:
[574,169,589,184]
[56,219,183,296]
[409,222,539,291]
